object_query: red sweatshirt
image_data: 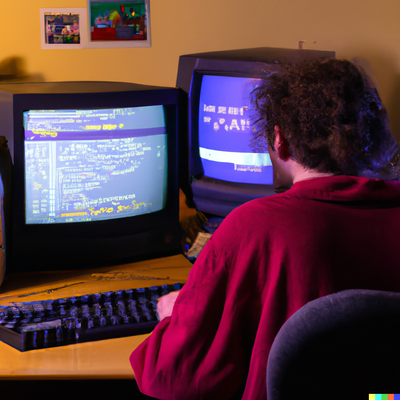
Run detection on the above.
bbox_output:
[130,176,400,400]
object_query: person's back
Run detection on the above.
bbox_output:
[130,58,400,400]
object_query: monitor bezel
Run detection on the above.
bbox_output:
[5,85,182,272]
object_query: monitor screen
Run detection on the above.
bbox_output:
[198,75,272,185]
[23,106,167,224]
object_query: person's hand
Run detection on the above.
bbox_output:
[157,290,181,320]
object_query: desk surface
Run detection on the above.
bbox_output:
[0,254,193,379]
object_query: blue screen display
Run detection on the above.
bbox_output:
[24,106,167,224]
[198,75,273,185]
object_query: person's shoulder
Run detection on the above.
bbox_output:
[216,190,293,232]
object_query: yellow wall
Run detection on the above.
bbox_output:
[1,0,400,138]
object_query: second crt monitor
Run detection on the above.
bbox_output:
[177,47,335,217]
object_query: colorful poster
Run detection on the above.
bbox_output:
[88,0,151,47]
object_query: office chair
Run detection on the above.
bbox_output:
[266,289,400,400]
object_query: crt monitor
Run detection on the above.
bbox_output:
[0,81,184,273]
[176,47,335,217]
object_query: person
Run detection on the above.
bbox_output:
[130,58,400,400]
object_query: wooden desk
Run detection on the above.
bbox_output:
[0,254,192,393]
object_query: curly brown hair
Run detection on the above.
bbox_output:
[251,58,396,176]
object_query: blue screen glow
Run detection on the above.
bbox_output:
[24,106,167,224]
[198,75,273,185]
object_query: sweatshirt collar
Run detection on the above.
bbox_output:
[288,175,400,202]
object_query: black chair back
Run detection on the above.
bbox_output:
[267,289,400,400]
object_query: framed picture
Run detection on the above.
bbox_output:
[40,8,88,49]
[87,0,151,48]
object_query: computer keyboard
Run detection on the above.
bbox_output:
[0,282,183,352]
